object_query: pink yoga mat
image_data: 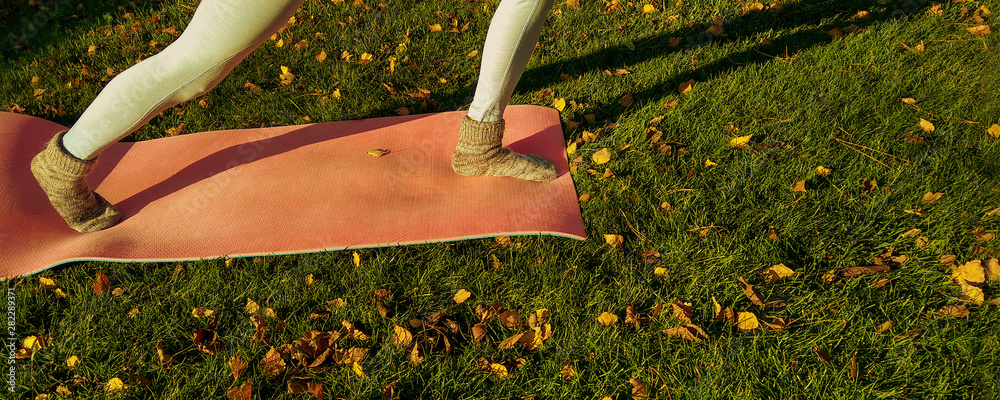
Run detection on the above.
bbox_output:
[0,105,585,279]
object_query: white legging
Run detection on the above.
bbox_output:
[63,0,554,160]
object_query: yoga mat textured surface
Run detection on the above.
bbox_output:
[0,105,585,279]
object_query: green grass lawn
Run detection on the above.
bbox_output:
[3,0,1000,398]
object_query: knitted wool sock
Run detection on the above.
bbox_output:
[31,131,121,233]
[451,116,557,182]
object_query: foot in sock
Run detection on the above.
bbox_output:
[451,116,557,182]
[31,131,121,233]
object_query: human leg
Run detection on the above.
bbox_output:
[452,0,557,182]
[32,0,304,232]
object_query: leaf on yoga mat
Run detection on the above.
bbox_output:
[367,149,390,157]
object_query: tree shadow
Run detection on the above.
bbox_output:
[0,0,163,62]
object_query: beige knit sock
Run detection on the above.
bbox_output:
[31,131,121,233]
[451,116,557,182]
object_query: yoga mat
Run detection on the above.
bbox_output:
[0,105,585,279]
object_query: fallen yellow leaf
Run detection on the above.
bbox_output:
[678,79,695,93]
[967,25,992,35]
[764,264,795,281]
[736,311,759,330]
[592,148,611,164]
[988,124,1000,138]
[918,118,935,133]
[367,149,390,157]
[553,97,566,112]
[66,355,80,368]
[603,234,624,249]
[815,165,832,175]
[597,312,619,325]
[105,377,128,392]
[453,289,472,304]
[730,134,752,148]
[705,158,718,167]
[353,361,366,379]
[642,4,657,14]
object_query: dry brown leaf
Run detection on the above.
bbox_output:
[499,310,522,329]
[229,352,247,380]
[472,323,487,344]
[812,343,830,365]
[226,380,252,400]
[875,320,895,333]
[792,180,806,192]
[662,323,708,341]
[737,276,766,306]
[630,377,648,399]
[678,79,695,94]
[93,272,111,295]
[985,258,999,281]
[671,301,693,322]
[560,364,575,379]
[604,234,624,249]
[840,264,891,277]
[155,340,172,366]
[967,25,992,35]
[262,347,286,378]
[764,264,795,282]
[958,283,984,305]
[392,325,413,347]
[498,332,525,349]
[409,342,424,365]
[192,307,217,317]
[939,304,969,318]
[921,192,944,203]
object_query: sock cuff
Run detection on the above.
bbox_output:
[44,131,97,175]
[459,116,505,143]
